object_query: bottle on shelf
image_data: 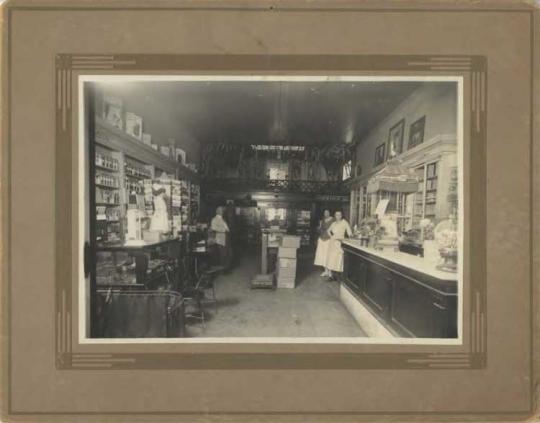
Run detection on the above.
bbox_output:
[95,153,119,171]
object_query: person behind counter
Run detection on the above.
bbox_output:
[149,184,170,233]
[210,206,231,270]
[314,209,334,277]
[326,210,353,278]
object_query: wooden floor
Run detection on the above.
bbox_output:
[186,250,367,338]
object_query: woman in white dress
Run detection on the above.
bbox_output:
[326,211,353,276]
[314,209,334,277]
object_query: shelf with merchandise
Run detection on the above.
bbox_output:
[96,116,198,181]
[93,115,200,247]
[95,152,120,172]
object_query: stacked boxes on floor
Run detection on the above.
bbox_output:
[276,235,301,289]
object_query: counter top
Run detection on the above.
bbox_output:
[342,239,457,282]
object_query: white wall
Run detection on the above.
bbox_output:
[355,83,457,178]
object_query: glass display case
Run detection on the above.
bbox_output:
[95,240,182,290]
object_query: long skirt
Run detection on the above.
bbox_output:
[326,239,344,272]
[314,238,330,267]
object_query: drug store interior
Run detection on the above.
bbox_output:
[85,78,460,340]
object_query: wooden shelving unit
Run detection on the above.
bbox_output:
[95,145,122,243]
[94,117,200,245]
[412,161,439,224]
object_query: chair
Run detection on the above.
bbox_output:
[182,286,206,326]
[181,264,225,327]
[197,265,225,302]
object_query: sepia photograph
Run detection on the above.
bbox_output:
[5,0,538,417]
[81,76,462,342]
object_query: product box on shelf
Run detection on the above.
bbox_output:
[142,133,152,146]
[125,112,143,140]
[175,148,186,164]
[102,95,123,130]
[160,146,171,157]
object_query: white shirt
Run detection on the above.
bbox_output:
[211,215,230,246]
[328,219,353,240]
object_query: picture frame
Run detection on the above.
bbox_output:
[386,118,405,158]
[374,143,386,166]
[408,115,426,149]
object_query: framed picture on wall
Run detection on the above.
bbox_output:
[374,143,386,166]
[408,115,426,149]
[386,118,405,158]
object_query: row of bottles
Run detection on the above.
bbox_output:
[125,163,151,179]
[96,187,120,205]
[96,205,120,222]
[96,173,119,188]
[189,183,200,221]
[125,177,144,194]
[95,153,119,171]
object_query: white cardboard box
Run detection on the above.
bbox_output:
[281,235,301,249]
[278,247,297,258]
[277,277,295,289]
[279,258,297,268]
[276,266,296,278]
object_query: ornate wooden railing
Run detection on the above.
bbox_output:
[201,178,348,195]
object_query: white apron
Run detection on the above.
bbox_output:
[326,219,353,272]
[314,238,330,267]
[314,217,334,267]
[150,195,170,233]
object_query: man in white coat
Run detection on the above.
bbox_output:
[210,206,231,269]
[326,210,353,278]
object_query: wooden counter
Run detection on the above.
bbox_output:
[95,239,183,289]
[341,239,458,338]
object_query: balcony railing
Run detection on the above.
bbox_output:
[201,178,348,195]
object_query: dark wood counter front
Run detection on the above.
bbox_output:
[342,240,458,338]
